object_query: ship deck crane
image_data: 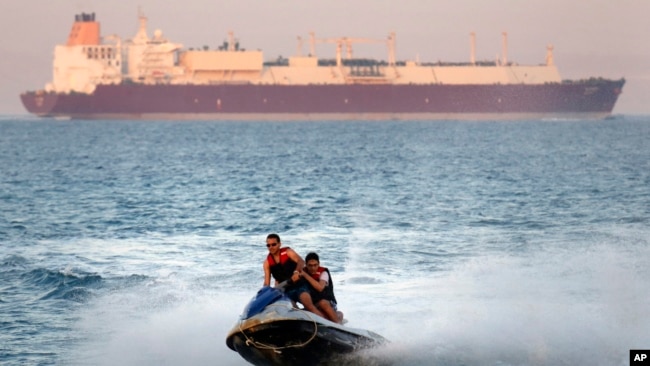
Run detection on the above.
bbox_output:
[301,32,396,67]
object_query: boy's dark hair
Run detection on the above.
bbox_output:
[266,233,281,242]
[305,252,319,262]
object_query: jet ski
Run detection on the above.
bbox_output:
[225,285,387,366]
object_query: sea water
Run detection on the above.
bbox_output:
[1,116,649,366]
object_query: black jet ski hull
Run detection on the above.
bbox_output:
[226,287,386,365]
[227,319,384,366]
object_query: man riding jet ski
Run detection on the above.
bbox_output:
[226,235,386,365]
[225,281,387,366]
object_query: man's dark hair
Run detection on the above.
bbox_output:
[305,252,319,262]
[266,233,281,242]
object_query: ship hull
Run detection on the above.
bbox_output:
[21,80,624,120]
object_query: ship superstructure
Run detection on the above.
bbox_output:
[22,12,624,120]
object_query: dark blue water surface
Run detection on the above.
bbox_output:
[1,116,649,365]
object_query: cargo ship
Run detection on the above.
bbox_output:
[20,12,625,120]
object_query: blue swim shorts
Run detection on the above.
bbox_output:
[284,282,310,303]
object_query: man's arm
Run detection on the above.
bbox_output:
[286,248,305,283]
[263,260,271,286]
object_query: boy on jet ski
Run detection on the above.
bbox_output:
[299,252,344,324]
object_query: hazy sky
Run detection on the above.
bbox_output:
[1,0,648,114]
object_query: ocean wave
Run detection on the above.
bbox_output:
[39,286,94,302]
[344,276,384,285]
[18,268,103,303]
[6,267,154,304]
[1,254,29,270]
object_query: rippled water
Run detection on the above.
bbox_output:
[1,116,649,365]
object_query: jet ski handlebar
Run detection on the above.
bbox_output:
[274,280,291,291]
